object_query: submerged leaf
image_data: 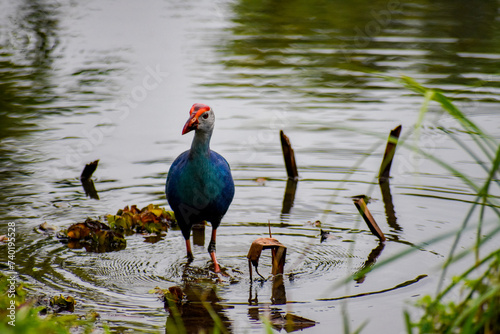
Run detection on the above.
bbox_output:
[130,205,141,214]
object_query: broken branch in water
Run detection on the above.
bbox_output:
[80,160,99,180]
[280,130,299,180]
[378,125,402,180]
[80,160,100,199]
[353,197,386,242]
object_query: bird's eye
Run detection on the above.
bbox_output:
[202,113,209,119]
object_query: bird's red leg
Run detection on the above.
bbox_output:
[208,228,220,273]
[185,239,194,262]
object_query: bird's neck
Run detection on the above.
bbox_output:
[189,129,212,158]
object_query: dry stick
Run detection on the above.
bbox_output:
[378,125,402,180]
[80,160,99,180]
[80,160,100,200]
[354,198,386,242]
[272,246,286,276]
[280,130,299,180]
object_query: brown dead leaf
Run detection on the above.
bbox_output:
[140,211,158,223]
[67,223,90,240]
[67,219,109,240]
[247,238,287,280]
[130,205,140,214]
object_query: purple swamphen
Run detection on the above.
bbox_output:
[166,103,235,273]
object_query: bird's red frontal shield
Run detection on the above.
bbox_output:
[182,103,211,135]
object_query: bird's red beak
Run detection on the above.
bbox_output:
[182,114,199,135]
[182,103,211,135]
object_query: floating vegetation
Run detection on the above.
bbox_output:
[64,218,126,253]
[408,253,500,333]
[107,204,175,234]
[57,204,175,253]
[49,295,76,314]
[0,273,96,333]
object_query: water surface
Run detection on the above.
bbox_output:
[1,0,499,332]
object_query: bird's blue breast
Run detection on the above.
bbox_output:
[166,150,234,224]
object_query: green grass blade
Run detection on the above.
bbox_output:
[445,130,500,188]
[342,302,350,334]
[450,286,500,332]
[433,246,500,307]
[400,76,497,161]
[326,227,462,293]
[414,89,434,142]
[403,310,413,334]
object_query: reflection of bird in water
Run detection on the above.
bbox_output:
[166,103,235,273]
[163,284,232,333]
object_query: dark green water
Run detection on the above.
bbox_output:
[1,0,499,332]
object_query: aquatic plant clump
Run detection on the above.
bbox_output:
[408,251,500,333]
[107,204,175,234]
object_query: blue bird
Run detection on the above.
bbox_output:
[166,103,235,273]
